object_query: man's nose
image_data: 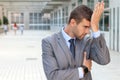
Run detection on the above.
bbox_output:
[86,29,90,34]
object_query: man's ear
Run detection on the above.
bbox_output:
[70,19,77,27]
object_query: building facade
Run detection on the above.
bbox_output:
[50,0,110,48]
[110,0,120,52]
[2,0,119,52]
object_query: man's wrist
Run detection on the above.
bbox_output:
[92,30,100,38]
[81,65,89,76]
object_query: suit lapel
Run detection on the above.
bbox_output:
[57,31,75,67]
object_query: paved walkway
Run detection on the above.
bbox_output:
[0,30,120,80]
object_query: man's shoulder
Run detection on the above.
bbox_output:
[42,32,60,43]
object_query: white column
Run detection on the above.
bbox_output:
[111,8,113,50]
[119,7,120,52]
[24,11,29,30]
[110,0,113,50]
[8,11,11,29]
[109,9,112,49]
[115,7,117,51]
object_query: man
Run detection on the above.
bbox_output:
[20,25,24,35]
[3,24,8,35]
[42,1,110,80]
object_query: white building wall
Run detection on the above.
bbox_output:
[8,11,11,29]
[115,8,117,51]
[119,7,120,52]
[110,0,120,52]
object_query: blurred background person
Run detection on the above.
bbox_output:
[3,24,8,35]
[13,22,17,35]
[20,25,24,35]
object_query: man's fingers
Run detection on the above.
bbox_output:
[94,2,100,12]
[92,1,104,23]
[94,1,104,13]
[83,52,92,71]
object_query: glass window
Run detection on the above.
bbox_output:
[39,13,42,23]
[98,0,109,8]
[99,10,110,31]
[34,13,37,24]
[104,0,109,8]
[29,13,33,24]
[20,13,24,24]
[78,0,82,5]
[87,0,94,9]
[104,14,109,31]
[109,9,111,49]
[66,7,68,16]
[72,3,76,9]
[29,12,50,30]
[11,13,24,24]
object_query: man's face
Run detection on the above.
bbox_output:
[72,18,91,39]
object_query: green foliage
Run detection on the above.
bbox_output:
[3,16,9,25]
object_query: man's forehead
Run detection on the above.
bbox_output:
[80,19,90,27]
[81,18,90,23]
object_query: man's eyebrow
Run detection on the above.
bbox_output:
[84,26,90,28]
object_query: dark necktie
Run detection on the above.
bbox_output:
[69,39,75,59]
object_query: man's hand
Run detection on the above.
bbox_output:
[83,52,92,71]
[91,1,105,32]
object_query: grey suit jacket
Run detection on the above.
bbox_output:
[42,31,110,80]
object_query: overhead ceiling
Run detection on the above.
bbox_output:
[0,0,70,13]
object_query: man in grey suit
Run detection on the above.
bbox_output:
[42,1,110,80]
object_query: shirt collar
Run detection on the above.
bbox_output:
[61,27,72,42]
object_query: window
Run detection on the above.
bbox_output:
[87,0,94,9]
[104,0,109,8]
[99,10,110,31]
[72,3,76,9]
[29,13,50,30]
[29,13,33,24]
[78,0,82,5]
[11,12,24,24]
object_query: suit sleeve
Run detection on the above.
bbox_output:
[85,34,110,65]
[42,38,79,80]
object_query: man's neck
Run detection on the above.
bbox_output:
[64,25,75,38]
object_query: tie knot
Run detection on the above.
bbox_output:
[69,39,74,43]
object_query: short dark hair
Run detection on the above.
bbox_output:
[68,5,93,24]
